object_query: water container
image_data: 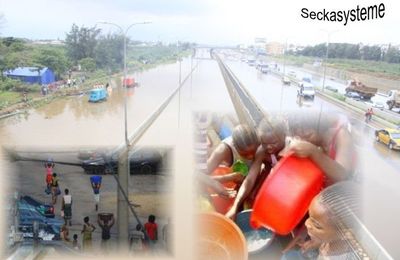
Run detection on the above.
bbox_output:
[209,166,236,214]
[197,212,247,260]
[250,155,323,235]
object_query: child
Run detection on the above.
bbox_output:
[282,181,363,259]
[226,116,287,219]
[207,124,260,187]
[45,159,55,192]
[144,215,158,249]
[130,224,145,252]
[72,234,80,250]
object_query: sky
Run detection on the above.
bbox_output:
[0,0,399,46]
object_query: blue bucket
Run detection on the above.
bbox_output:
[235,209,275,254]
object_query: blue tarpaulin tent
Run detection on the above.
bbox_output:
[3,67,55,84]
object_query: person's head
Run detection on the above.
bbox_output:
[64,188,69,195]
[84,216,89,223]
[288,111,332,145]
[73,234,78,240]
[232,124,259,160]
[53,173,57,177]
[148,215,156,223]
[258,116,287,155]
[136,224,143,231]
[305,181,360,244]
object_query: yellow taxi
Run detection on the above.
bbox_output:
[375,128,400,150]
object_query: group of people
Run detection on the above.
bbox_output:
[197,111,363,259]
[43,161,172,254]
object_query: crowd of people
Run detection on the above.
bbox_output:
[196,111,364,259]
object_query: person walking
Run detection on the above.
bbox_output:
[90,175,102,211]
[365,108,373,123]
[44,159,55,193]
[61,189,72,226]
[98,214,115,253]
[81,216,96,252]
[50,173,60,205]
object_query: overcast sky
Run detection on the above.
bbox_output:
[0,0,398,46]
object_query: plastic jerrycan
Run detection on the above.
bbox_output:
[250,155,324,235]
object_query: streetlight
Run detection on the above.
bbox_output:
[96,20,151,247]
[320,29,339,91]
[97,21,151,146]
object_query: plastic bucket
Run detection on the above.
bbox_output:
[236,210,274,254]
[197,212,247,260]
[250,155,324,235]
[209,166,236,214]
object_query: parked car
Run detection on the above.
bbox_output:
[82,148,165,175]
[375,128,400,150]
[18,200,63,240]
[345,92,361,100]
[20,195,55,218]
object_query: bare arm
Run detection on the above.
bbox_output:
[225,147,265,220]
[207,143,232,174]
[283,129,353,183]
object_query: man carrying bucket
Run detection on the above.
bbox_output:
[90,175,102,211]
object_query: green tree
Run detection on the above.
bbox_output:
[65,24,101,64]
[384,46,400,63]
[33,47,69,79]
[79,57,96,72]
[95,33,124,71]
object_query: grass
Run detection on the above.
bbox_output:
[273,55,400,80]
[0,91,21,108]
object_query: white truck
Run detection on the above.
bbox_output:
[298,82,315,99]
[386,90,400,112]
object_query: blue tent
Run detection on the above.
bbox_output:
[4,67,55,84]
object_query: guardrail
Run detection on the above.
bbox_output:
[215,54,266,128]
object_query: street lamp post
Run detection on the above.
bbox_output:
[97,21,150,248]
[321,30,338,91]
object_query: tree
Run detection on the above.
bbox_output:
[385,46,400,63]
[95,33,124,71]
[33,47,69,79]
[79,57,96,72]
[65,24,101,64]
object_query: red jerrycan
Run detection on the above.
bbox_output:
[250,155,324,235]
[209,166,237,214]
